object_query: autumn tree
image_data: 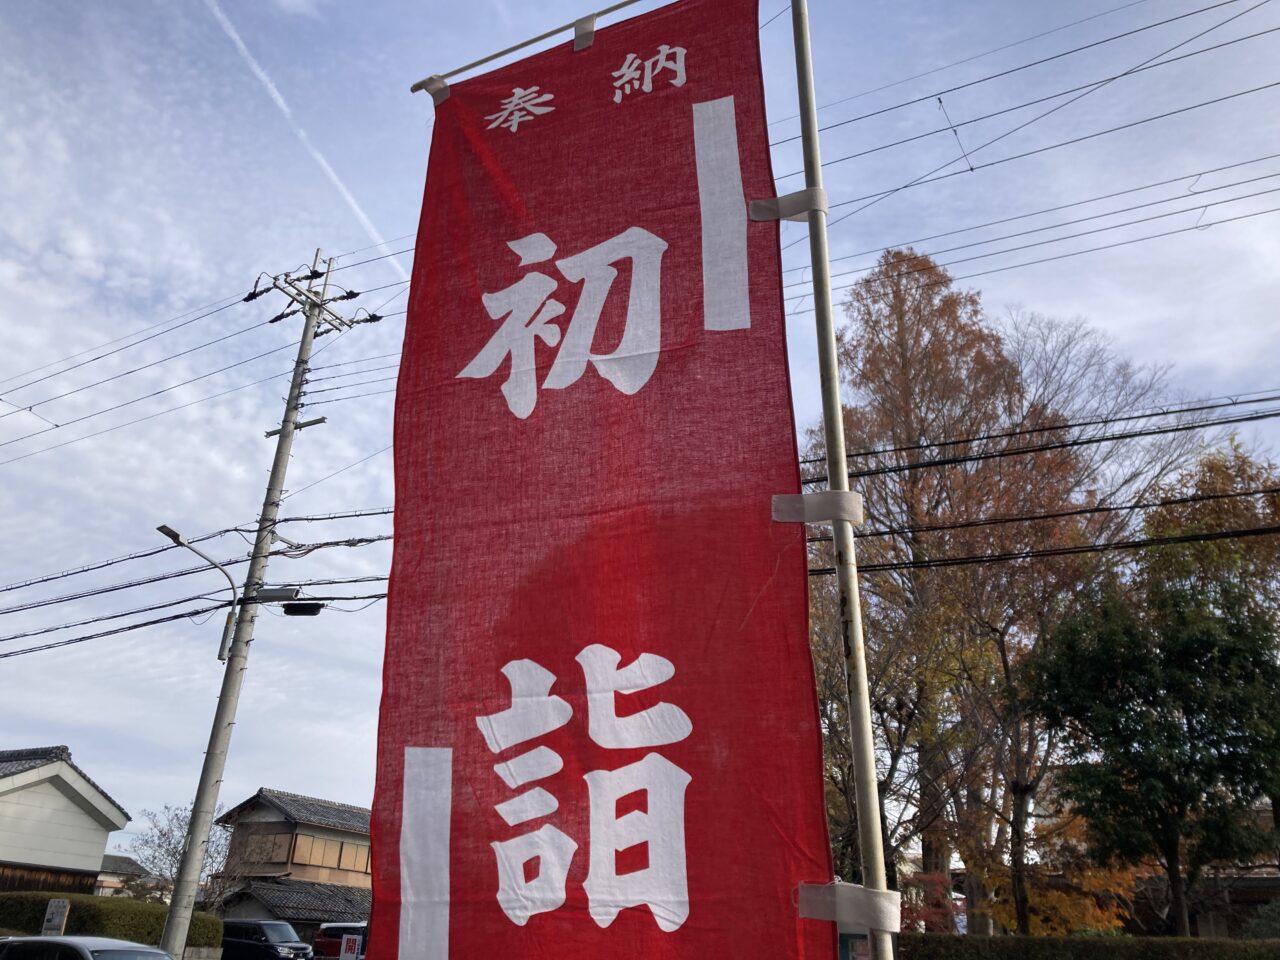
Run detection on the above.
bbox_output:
[811,249,1187,934]
[1031,446,1280,936]
[984,810,1135,935]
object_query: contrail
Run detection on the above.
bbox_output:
[202,0,410,283]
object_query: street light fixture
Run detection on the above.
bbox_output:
[157,524,239,661]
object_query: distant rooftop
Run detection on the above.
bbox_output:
[0,745,129,821]
[219,787,370,835]
[100,853,149,877]
[231,877,371,922]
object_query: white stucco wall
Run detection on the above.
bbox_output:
[0,778,111,871]
[0,761,127,872]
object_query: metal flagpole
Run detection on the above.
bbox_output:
[787,1,895,957]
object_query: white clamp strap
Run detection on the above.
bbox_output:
[797,882,901,934]
[749,187,828,222]
[423,75,449,106]
[772,491,863,525]
[573,15,597,50]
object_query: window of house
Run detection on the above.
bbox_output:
[339,842,359,871]
[271,833,292,863]
[319,838,341,868]
[293,835,314,864]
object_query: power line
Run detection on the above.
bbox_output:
[760,3,790,29]
[767,0,1158,127]
[786,203,1280,315]
[791,183,1280,292]
[0,299,249,404]
[0,367,293,469]
[0,340,298,451]
[0,527,244,598]
[789,153,1280,273]
[0,589,234,645]
[803,0,1274,244]
[303,388,397,408]
[0,535,391,619]
[802,407,1280,485]
[810,522,1280,576]
[306,363,401,384]
[277,506,394,524]
[11,512,1276,659]
[281,445,393,501]
[302,375,398,396]
[262,483,1280,545]
[824,82,1280,213]
[0,315,280,423]
[800,391,1280,466]
[809,484,1280,544]
[815,0,1276,234]
[333,232,417,260]
[771,0,1265,148]
[330,248,413,274]
[309,351,402,372]
[0,603,229,660]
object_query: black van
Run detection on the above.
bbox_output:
[221,922,312,960]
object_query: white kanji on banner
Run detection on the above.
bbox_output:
[458,228,668,419]
[459,95,758,418]
[612,45,688,103]
[584,753,692,932]
[486,86,556,131]
[473,646,693,931]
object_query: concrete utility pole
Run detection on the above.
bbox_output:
[160,252,348,959]
[788,1,895,958]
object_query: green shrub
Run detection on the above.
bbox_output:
[1243,899,1280,940]
[0,893,221,948]
[898,932,1280,959]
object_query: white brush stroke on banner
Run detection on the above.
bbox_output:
[693,96,751,332]
[400,747,452,960]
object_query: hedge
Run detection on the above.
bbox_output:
[0,893,221,948]
[899,933,1280,959]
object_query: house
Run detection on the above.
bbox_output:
[0,745,130,895]
[216,788,372,940]
[95,853,151,897]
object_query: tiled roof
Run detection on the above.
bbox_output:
[0,745,71,778]
[222,788,370,835]
[100,854,148,876]
[0,745,129,821]
[234,878,371,923]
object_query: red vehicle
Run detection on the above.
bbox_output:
[310,925,365,960]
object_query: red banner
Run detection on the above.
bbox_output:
[372,1,834,956]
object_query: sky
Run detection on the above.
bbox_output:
[0,0,1277,854]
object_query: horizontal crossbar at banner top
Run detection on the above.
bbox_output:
[410,0,645,90]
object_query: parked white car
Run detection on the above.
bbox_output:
[0,937,172,960]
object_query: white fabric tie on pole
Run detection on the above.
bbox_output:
[749,187,828,222]
[797,882,902,935]
[771,491,863,525]
[423,75,449,106]
[573,15,598,50]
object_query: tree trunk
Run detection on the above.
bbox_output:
[964,873,993,936]
[1164,841,1191,937]
[918,735,953,932]
[1009,785,1031,935]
